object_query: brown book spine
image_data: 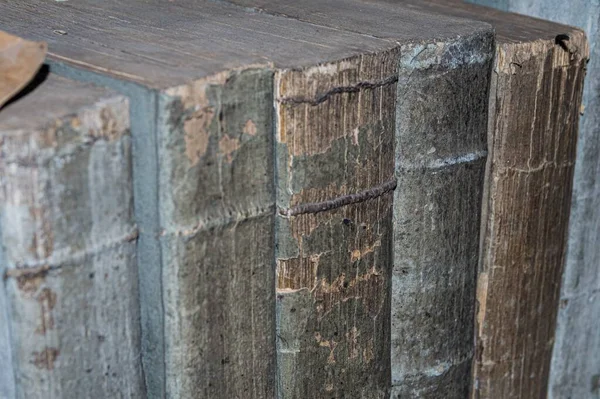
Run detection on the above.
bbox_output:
[473,31,588,398]
[275,50,399,397]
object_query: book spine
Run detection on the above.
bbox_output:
[0,91,143,398]
[157,68,276,398]
[391,33,494,397]
[473,32,588,398]
[274,49,399,397]
[470,1,600,396]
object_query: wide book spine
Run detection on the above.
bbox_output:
[274,49,398,397]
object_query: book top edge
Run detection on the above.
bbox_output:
[0,0,492,89]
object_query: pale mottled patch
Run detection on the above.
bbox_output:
[218,134,240,163]
[243,119,257,136]
[184,106,214,166]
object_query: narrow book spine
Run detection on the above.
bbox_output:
[0,91,143,398]
[157,68,276,398]
[473,32,588,398]
[391,32,494,398]
[275,49,399,398]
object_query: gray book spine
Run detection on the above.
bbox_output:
[391,33,494,398]
[0,76,143,398]
[45,62,278,399]
[157,69,276,398]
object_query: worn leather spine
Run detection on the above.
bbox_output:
[473,30,588,399]
[391,33,494,398]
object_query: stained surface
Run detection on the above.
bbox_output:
[158,69,277,398]
[274,50,398,397]
[218,2,494,397]
[381,2,589,397]
[0,75,143,398]
[0,1,497,397]
[1,1,588,399]
[0,2,398,397]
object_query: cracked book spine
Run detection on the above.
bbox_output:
[0,75,144,398]
[274,51,399,397]
[391,33,494,398]
[472,25,588,399]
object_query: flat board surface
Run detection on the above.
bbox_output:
[182,0,490,42]
[0,0,387,88]
[0,0,490,89]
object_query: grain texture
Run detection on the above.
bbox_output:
[221,1,497,396]
[0,2,508,397]
[475,35,587,399]
[0,74,142,399]
[476,35,587,398]
[468,1,600,397]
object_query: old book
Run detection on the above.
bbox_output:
[387,0,589,397]
[0,73,142,398]
[472,1,600,397]
[225,0,494,397]
[0,0,497,397]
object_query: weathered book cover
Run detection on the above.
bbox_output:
[1,0,499,397]
[471,0,600,397]
[391,36,493,398]
[225,2,496,398]
[274,49,398,398]
[474,19,587,399]
[0,74,142,398]
[393,1,589,396]
[476,33,587,399]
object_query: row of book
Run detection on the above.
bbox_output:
[0,0,590,397]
